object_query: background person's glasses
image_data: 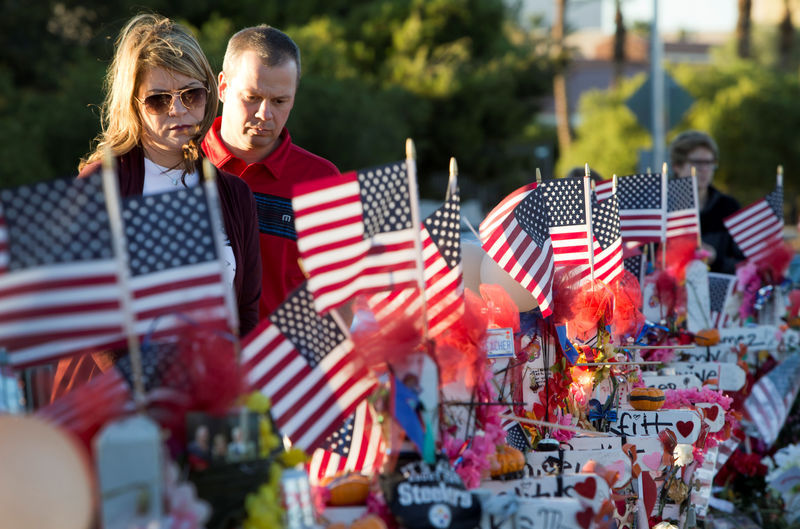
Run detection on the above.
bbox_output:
[687,158,717,168]
[136,86,208,115]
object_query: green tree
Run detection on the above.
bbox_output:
[2,0,552,208]
[556,74,650,180]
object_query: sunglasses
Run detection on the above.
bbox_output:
[136,86,209,115]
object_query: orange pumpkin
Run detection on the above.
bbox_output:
[489,445,526,477]
[350,514,388,529]
[629,386,665,411]
[694,328,720,346]
[327,473,370,506]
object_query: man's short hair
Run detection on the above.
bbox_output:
[222,25,301,82]
[669,130,719,168]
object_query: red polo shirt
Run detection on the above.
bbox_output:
[202,117,339,319]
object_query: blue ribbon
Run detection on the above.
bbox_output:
[587,398,617,422]
[632,320,669,346]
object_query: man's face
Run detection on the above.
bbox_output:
[218,50,297,164]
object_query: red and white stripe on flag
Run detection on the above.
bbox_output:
[540,177,592,276]
[293,164,420,314]
[241,284,376,451]
[723,187,783,263]
[366,187,464,338]
[666,175,700,240]
[480,183,555,316]
[122,187,232,339]
[590,193,623,284]
[0,175,126,368]
[307,399,384,485]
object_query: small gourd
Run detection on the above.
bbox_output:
[326,473,370,506]
[694,328,720,346]
[489,445,526,478]
[629,386,665,411]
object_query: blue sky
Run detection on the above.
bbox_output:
[602,0,738,33]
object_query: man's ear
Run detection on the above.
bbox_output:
[218,71,227,103]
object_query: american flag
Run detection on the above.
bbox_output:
[623,253,647,287]
[480,183,555,316]
[540,177,591,269]
[723,185,783,263]
[293,162,419,314]
[504,420,531,452]
[240,283,376,451]
[666,175,700,240]
[608,173,666,245]
[367,186,464,338]
[744,353,800,446]
[594,179,614,202]
[0,175,126,368]
[590,192,623,284]
[123,187,231,338]
[307,400,384,484]
[708,272,736,327]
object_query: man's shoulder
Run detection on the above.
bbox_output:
[284,142,339,180]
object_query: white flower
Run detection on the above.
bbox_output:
[652,522,678,529]
[672,444,694,467]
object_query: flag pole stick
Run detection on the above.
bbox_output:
[536,167,542,184]
[661,163,668,271]
[405,139,429,340]
[584,163,596,282]
[100,147,146,407]
[777,165,784,189]
[202,160,241,358]
[406,139,439,463]
[691,167,702,250]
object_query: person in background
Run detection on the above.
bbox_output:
[52,14,262,401]
[202,25,339,318]
[669,130,744,274]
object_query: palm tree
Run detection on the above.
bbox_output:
[778,0,794,71]
[612,0,626,89]
[736,0,752,59]
[552,0,572,153]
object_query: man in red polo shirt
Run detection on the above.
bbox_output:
[202,25,339,319]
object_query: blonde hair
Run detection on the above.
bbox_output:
[80,13,218,174]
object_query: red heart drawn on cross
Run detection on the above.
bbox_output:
[676,420,695,439]
[641,472,658,516]
[576,506,594,529]
[574,477,597,499]
[703,405,719,422]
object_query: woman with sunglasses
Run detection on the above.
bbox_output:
[52,15,262,399]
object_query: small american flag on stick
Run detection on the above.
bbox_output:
[723,184,783,263]
[0,175,125,367]
[480,183,555,316]
[590,191,623,284]
[540,177,592,274]
[307,400,384,484]
[241,283,376,451]
[666,175,700,240]
[122,187,232,339]
[744,353,800,446]
[367,182,464,338]
[598,173,666,245]
[293,161,420,314]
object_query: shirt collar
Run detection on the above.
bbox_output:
[201,117,292,180]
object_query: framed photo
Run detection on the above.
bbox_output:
[185,410,260,472]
